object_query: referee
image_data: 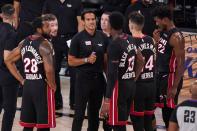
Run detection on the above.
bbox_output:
[68,10,108,131]
[0,4,19,131]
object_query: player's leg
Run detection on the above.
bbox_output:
[144,82,156,131]
[35,83,55,129]
[113,125,126,131]
[23,127,33,131]
[130,82,145,131]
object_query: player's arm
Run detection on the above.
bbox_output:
[169,106,179,131]
[101,42,120,118]
[168,33,185,98]
[13,0,20,29]
[134,49,145,81]
[5,43,24,85]
[39,40,56,91]
[168,122,179,131]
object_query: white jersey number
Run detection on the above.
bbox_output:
[24,58,38,73]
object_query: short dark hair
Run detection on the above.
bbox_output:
[152,6,173,20]
[81,10,96,20]
[1,4,15,17]
[102,11,111,16]
[42,13,57,22]
[109,11,124,30]
[32,17,43,31]
[129,11,144,27]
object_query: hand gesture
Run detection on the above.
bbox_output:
[88,52,96,64]
[153,29,161,43]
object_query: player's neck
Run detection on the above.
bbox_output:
[166,21,175,31]
[132,31,144,38]
[3,18,13,26]
[112,30,123,39]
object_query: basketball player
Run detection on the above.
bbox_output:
[169,80,197,131]
[152,6,185,128]
[5,17,56,131]
[101,12,144,131]
[129,12,156,131]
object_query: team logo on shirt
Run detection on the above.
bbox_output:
[67,4,72,7]
[85,41,91,46]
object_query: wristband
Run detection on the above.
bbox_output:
[84,58,88,63]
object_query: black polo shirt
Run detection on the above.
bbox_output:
[43,0,82,35]
[0,23,18,83]
[14,0,46,22]
[69,30,108,74]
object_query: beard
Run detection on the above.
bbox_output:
[42,33,51,39]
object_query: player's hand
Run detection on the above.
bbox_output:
[167,87,177,99]
[153,29,161,43]
[45,79,57,91]
[100,98,110,119]
[21,79,25,86]
[88,52,96,64]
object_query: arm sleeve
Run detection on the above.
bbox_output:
[69,35,79,57]
[105,41,120,98]
[4,32,17,51]
[170,106,178,123]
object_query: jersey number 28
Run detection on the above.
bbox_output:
[24,58,38,73]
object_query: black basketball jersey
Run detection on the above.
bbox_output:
[170,100,197,131]
[133,36,156,81]
[156,28,181,73]
[106,33,137,98]
[117,34,137,80]
[21,36,46,81]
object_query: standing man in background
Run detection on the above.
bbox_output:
[43,0,83,110]
[0,4,19,131]
[152,6,185,129]
[125,0,161,36]
[69,10,108,131]
[14,0,46,41]
[100,12,111,37]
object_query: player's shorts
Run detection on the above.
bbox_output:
[130,81,156,116]
[155,72,183,109]
[20,80,56,128]
[108,80,136,126]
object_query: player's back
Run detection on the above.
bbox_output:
[133,35,156,81]
[115,33,137,81]
[20,35,46,82]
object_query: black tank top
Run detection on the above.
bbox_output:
[134,35,156,81]
[156,28,181,73]
[20,36,46,81]
[118,33,137,80]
